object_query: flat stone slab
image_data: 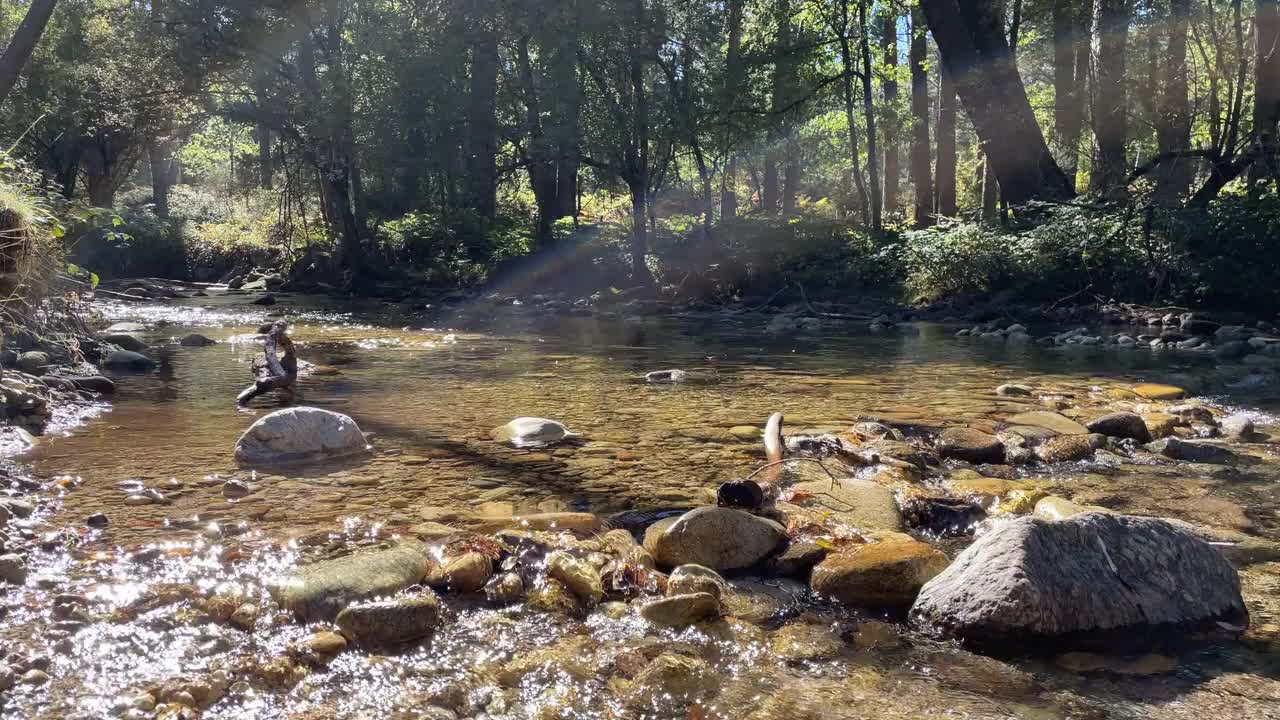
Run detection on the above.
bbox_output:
[1006,411,1088,436]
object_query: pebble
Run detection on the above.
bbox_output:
[230,603,260,631]
[336,593,443,646]
[301,630,348,656]
[0,554,27,584]
[545,551,604,605]
[222,480,252,499]
[668,564,727,600]
[86,513,109,528]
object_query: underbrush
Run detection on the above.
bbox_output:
[894,196,1280,312]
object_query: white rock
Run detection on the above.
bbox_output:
[235,407,369,465]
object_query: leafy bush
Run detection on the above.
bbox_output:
[380,210,532,287]
[1166,193,1280,311]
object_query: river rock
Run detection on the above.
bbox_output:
[103,350,157,370]
[1034,434,1097,463]
[1006,411,1088,435]
[901,496,986,537]
[789,479,903,532]
[271,541,433,621]
[639,592,720,626]
[1148,436,1236,464]
[0,426,36,457]
[766,542,828,578]
[1132,383,1187,400]
[105,322,147,334]
[668,564,726,600]
[1085,412,1151,442]
[234,407,368,465]
[770,623,844,661]
[910,513,1248,645]
[67,376,115,394]
[0,554,27,584]
[810,534,949,608]
[936,428,1005,464]
[1168,404,1215,424]
[490,417,576,447]
[335,593,442,646]
[430,552,493,593]
[103,334,148,352]
[1142,413,1178,439]
[545,551,603,604]
[625,654,718,710]
[601,528,655,569]
[180,334,217,347]
[642,506,786,570]
[645,369,688,383]
[14,352,48,375]
[1220,414,1257,441]
[1032,496,1114,521]
[996,384,1033,397]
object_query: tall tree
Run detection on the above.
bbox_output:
[720,0,745,222]
[0,0,58,107]
[833,0,870,221]
[881,7,900,216]
[1052,0,1086,183]
[1092,0,1130,195]
[763,0,794,213]
[858,0,882,228]
[921,0,1075,202]
[1252,0,1280,184]
[936,64,957,217]
[463,2,499,220]
[1155,0,1192,204]
[909,6,933,228]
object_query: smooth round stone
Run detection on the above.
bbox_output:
[335,593,442,646]
[639,592,719,626]
[490,417,576,447]
[1006,411,1088,436]
[642,507,786,571]
[1131,383,1187,400]
[769,623,844,661]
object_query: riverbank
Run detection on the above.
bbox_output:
[0,289,1278,718]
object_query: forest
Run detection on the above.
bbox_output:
[1,0,1279,309]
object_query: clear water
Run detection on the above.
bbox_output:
[4,291,1279,719]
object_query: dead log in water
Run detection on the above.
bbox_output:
[236,320,298,405]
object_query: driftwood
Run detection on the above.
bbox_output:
[236,320,298,405]
[717,411,786,509]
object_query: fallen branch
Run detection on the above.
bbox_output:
[1046,284,1094,312]
[795,283,875,321]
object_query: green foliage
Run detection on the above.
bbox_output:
[1167,194,1280,310]
[381,210,532,287]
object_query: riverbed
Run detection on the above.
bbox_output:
[3,290,1280,719]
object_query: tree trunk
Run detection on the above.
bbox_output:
[936,64,958,217]
[1155,0,1192,205]
[464,7,499,219]
[1251,0,1280,185]
[838,2,870,222]
[1091,0,1129,195]
[628,0,656,287]
[882,10,900,216]
[148,141,178,218]
[0,0,58,107]
[921,0,1075,203]
[721,0,745,222]
[909,7,933,228]
[981,152,998,221]
[860,0,882,229]
[1052,0,1086,182]
[764,0,793,214]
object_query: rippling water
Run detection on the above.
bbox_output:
[4,291,1280,719]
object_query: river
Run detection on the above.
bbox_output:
[3,290,1279,719]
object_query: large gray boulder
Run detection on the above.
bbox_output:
[271,541,433,621]
[235,407,368,465]
[911,513,1247,646]
[103,350,156,370]
[643,506,785,570]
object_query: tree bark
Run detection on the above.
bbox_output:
[909,7,934,228]
[881,10,900,216]
[838,1,870,222]
[859,0,882,229]
[721,0,745,222]
[1052,0,1086,181]
[921,0,1075,203]
[464,6,499,220]
[1251,0,1280,185]
[1155,0,1192,205]
[0,0,58,107]
[936,64,957,217]
[1091,0,1129,195]
[981,152,998,221]
[147,141,179,218]
[764,0,794,214]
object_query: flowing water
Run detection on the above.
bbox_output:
[4,291,1280,719]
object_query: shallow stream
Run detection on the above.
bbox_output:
[4,291,1280,719]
